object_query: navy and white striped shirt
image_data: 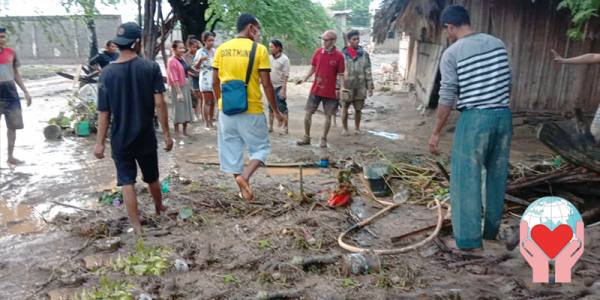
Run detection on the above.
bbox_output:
[439,33,512,111]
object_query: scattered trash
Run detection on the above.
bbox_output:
[138,294,153,300]
[367,130,405,141]
[75,120,90,137]
[327,169,355,207]
[319,156,329,168]
[178,207,193,220]
[161,176,171,194]
[174,259,190,272]
[363,163,390,197]
[393,189,409,203]
[94,237,122,252]
[43,124,62,140]
[99,189,123,206]
[342,252,381,275]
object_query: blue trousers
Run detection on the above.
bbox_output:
[450,108,512,249]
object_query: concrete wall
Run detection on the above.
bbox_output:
[0,15,122,64]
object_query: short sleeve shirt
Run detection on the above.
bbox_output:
[269,53,290,88]
[89,51,119,68]
[97,57,166,158]
[195,47,215,92]
[212,38,271,114]
[310,47,345,99]
[0,47,20,105]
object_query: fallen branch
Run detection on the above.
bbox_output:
[290,254,340,270]
[504,194,530,207]
[185,160,317,168]
[256,289,304,300]
[49,201,98,213]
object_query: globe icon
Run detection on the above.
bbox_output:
[522,196,582,241]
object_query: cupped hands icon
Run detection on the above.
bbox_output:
[519,220,584,283]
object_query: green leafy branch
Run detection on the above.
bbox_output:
[557,0,600,40]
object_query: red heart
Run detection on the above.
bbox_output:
[530,224,573,259]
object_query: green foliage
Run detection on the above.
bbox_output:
[178,207,194,220]
[48,112,74,128]
[207,0,334,57]
[557,0,600,40]
[222,273,241,287]
[99,189,123,205]
[60,0,124,19]
[77,276,134,300]
[111,240,171,276]
[342,277,359,288]
[257,239,271,251]
[433,187,449,200]
[329,0,372,27]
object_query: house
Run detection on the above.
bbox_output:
[372,0,600,113]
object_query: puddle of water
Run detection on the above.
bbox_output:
[0,201,44,235]
[367,130,406,141]
[266,167,320,177]
[0,76,175,237]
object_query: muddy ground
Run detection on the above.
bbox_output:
[1,57,599,299]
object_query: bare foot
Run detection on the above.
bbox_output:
[7,157,24,165]
[155,203,168,216]
[235,175,254,201]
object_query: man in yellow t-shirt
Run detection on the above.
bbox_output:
[212,13,285,202]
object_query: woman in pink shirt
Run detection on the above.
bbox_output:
[167,40,195,138]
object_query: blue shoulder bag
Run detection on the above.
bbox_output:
[221,42,257,116]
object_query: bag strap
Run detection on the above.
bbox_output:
[245,42,257,86]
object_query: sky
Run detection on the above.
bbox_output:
[0,0,354,22]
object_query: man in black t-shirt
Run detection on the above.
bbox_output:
[90,40,119,71]
[94,22,173,236]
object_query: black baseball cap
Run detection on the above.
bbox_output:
[112,22,142,46]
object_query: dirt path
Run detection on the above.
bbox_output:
[1,60,598,299]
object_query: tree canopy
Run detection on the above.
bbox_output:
[206,0,333,57]
[329,0,371,28]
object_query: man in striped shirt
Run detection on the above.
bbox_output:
[428,5,513,250]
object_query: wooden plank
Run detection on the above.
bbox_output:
[536,120,600,173]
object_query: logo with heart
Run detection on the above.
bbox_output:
[519,196,584,284]
[530,224,573,259]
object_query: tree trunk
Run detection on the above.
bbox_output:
[87,18,99,59]
[142,0,158,59]
[137,0,142,25]
[82,0,98,60]
[168,0,210,41]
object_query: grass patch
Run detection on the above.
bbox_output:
[76,276,134,300]
[342,278,359,289]
[111,240,171,276]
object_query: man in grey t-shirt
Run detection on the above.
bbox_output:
[428,5,513,251]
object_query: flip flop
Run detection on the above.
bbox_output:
[235,176,254,202]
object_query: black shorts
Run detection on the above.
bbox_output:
[112,151,159,186]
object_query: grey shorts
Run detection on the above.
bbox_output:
[0,101,24,129]
[305,94,338,116]
[341,89,366,111]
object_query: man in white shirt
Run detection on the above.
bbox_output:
[268,39,290,134]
